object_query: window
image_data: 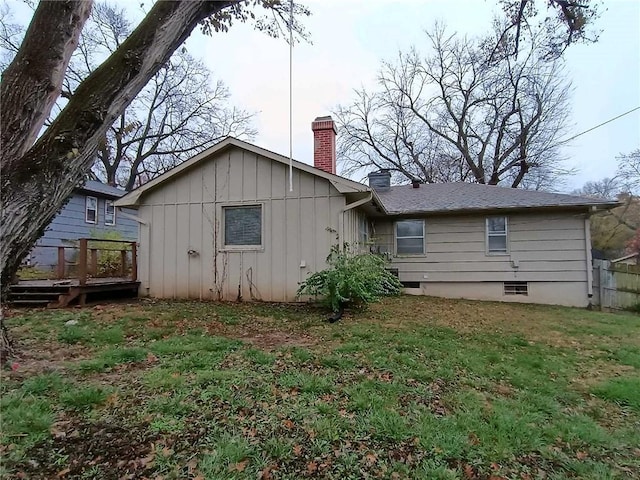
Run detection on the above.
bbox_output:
[85,196,97,224]
[396,220,424,255]
[105,200,116,226]
[486,216,508,254]
[358,216,369,245]
[504,281,528,295]
[224,205,262,247]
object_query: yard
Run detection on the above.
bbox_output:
[1,297,639,480]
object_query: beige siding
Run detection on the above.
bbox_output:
[137,147,346,301]
[372,212,591,306]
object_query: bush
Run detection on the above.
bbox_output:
[297,246,402,312]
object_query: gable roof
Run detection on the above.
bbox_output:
[115,137,368,206]
[78,180,127,199]
[373,182,619,215]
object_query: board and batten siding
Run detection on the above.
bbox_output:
[30,193,138,269]
[371,212,592,306]
[137,147,347,302]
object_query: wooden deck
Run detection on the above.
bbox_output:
[10,237,140,308]
[9,277,140,308]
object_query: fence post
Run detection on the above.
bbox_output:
[57,247,65,279]
[78,238,88,286]
[131,242,137,282]
[120,250,127,277]
[599,263,605,311]
[90,248,98,276]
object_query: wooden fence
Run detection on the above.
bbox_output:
[592,259,640,310]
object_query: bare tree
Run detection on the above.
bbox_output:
[498,0,601,59]
[2,2,256,191]
[572,178,621,199]
[617,149,640,195]
[336,23,572,188]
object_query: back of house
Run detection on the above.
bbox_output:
[116,116,617,307]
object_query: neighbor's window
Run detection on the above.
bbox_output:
[85,196,98,224]
[105,199,116,226]
[486,216,508,253]
[396,220,424,255]
[224,205,262,247]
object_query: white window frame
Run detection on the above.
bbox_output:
[85,196,98,224]
[395,219,425,256]
[221,203,264,251]
[104,199,116,226]
[486,216,508,255]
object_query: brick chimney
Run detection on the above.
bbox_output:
[312,115,337,174]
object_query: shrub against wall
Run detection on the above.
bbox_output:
[297,246,402,313]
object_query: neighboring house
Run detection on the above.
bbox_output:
[28,181,138,270]
[115,116,617,307]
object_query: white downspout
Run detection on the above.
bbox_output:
[339,193,373,250]
[584,214,594,304]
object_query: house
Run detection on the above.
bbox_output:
[28,180,138,271]
[115,116,617,307]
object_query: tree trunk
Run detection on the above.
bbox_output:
[0,1,93,165]
[0,0,234,292]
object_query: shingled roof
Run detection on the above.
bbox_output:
[373,182,618,215]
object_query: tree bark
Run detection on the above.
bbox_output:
[0,1,235,293]
[0,1,93,165]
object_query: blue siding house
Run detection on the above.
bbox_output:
[28,181,139,270]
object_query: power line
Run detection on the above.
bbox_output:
[559,106,640,145]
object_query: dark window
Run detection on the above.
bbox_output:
[396,220,424,254]
[224,205,262,247]
[105,200,116,226]
[401,281,421,288]
[85,196,97,224]
[487,216,508,253]
[504,281,528,295]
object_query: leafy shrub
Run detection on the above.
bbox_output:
[297,246,402,312]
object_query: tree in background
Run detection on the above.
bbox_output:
[574,150,640,258]
[1,2,256,191]
[335,22,572,189]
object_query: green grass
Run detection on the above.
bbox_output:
[1,297,639,479]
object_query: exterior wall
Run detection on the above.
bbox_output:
[137,147,346,302]
[372,211,591,307]
[342,207,369,253]
[29,193,138,270]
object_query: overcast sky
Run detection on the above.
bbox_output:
[184,0,640,192]
[8,0,640,191]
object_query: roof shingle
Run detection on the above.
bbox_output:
[374,182,617,215]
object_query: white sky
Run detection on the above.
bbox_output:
[8,0,640,191]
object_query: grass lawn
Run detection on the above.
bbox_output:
[1,296,639,479]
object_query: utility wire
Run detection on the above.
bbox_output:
[559,106,640,145]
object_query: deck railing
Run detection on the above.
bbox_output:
[25,239,137,284]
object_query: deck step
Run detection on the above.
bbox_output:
[9,299,54,305]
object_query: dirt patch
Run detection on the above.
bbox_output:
[14,419,159,480]
[238,330,317,350]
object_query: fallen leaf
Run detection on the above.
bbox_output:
[229,460,248,472]
[282,419,295,429]
[56,468,71,478]
[258,464,275,480]
[576,451,588,460]
[364,452,377,465]
[293,444,303,456]
[307,461,318,473]
[463,464,476,479]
